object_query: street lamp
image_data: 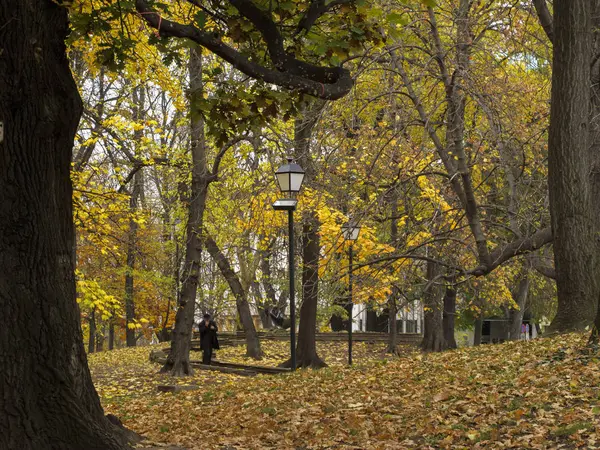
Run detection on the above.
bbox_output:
[273,157,305,370]
[342,220,361,365]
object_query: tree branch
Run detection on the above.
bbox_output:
[532,0,554,43]
[470,227,553,276]
[117,157,172,193]
[135,0,353,99]
[296,0,353,35]
[210,135,252,178]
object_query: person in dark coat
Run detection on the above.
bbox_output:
[199,313,219,365]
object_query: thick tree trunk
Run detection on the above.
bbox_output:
[205,234,263,359]
[442,287,457,349]
[588,2,600,344]
[421,260,446,352]
[0,1,129,447]
[280,102,326,369]
[547,0,599,333]
[508,276,530,341]
[88,307,97,354]
[161,48,207,376]
[286,214,326,368]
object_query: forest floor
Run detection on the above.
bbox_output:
[89,333,600,449]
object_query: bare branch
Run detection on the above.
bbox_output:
[210,135,253,178]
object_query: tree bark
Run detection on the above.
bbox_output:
[473,317,483,346]
[547,0,599,333]
[587,1,600,344]
[125,87,145,347]
[88,307,97,354]
[421,260,446,352]
[387,187,400,354]
[288,214,327,368]
[280,102,326,369]
[161,223,180,342]
[125,173,141,346]
[96,324,105,352]
[205,234,263,358]
[108,319,115,350]
[0,1,129,447]
[442,286,457,349]
[386,289,399,354]
[258,241,277,328]
[508,276,530,341]
[161,47,207,376]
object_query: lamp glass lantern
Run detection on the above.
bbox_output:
[275,157,305,197]
[342,221,361,241]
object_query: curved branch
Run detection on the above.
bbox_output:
[296,0,353,35]
[135,0,353,99]
[470,227,553,276]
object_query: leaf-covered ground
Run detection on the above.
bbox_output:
[89,334,600,449]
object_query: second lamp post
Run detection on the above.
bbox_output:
[272,157,305,371]
[341,221,361,365]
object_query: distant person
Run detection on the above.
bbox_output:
[199,313,219,365]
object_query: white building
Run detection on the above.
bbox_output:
[352,302,424,333]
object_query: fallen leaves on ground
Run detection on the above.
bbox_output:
[89,334,600,449]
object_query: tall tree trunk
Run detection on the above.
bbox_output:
[96,324,105,352]
[88,307,96,354]
[125,87,145,346]
[108,319,115,350]
[125,171,141,346]
[280,102,326,369]
[547,0,599,333]
[161,224,180,342]
[205,234,263,358]
[386,289,399,354]
[508,276,530,341]
[442,286,457,349]
[588,2,600,344]
[258,241,277,328]
[473,317,483,346]
[0,1,129,447]
[387,187,400,354]
[161,47,207,376]
[287,214,326,368]
[421,260,446,352]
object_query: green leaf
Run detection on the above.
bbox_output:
[195,10,206,29]
[386,12,405,25]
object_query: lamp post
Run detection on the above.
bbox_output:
[342,221,361,365]
[272,157,305,371]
